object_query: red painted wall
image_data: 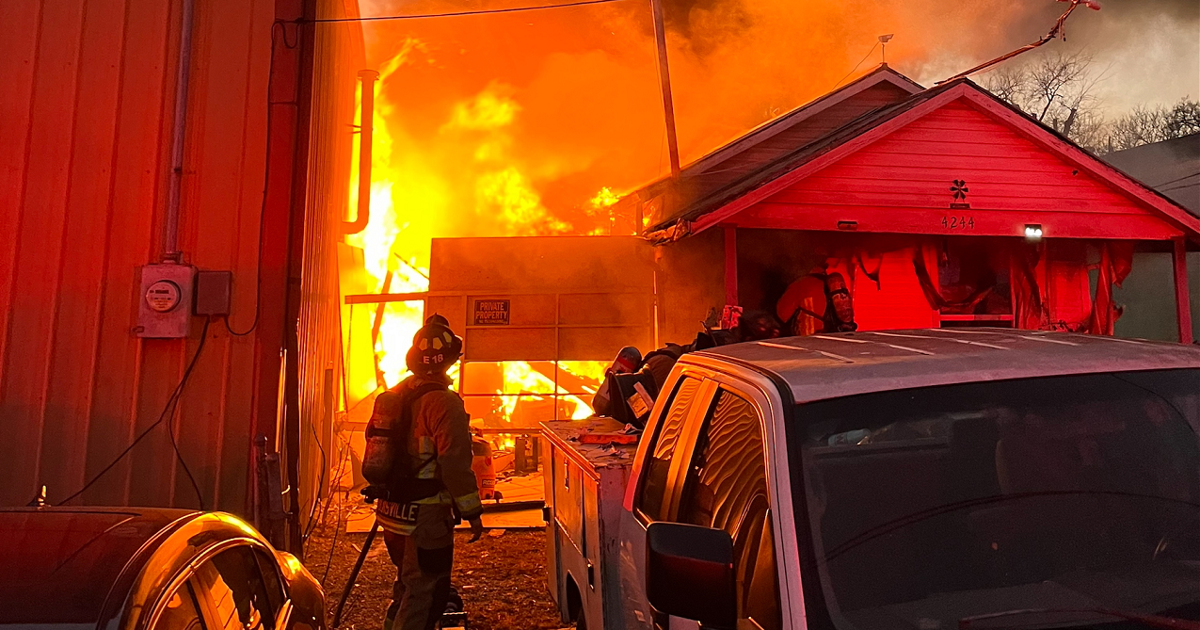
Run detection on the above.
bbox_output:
[0,0,357,523]
[0,0,278,511]
[738,100,1184,241]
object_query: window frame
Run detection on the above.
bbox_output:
[675,388,769,530]
[658,354,806,630]
[631,371,717,524]
[145,538,292,630]
[673,385,780,628]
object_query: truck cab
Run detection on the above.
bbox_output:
[609,329,1200,630]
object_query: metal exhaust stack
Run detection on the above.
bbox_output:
[344,69,379,235]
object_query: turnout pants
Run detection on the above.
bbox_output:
[381,503,455,630]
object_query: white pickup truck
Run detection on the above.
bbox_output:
[542,328,1200,630]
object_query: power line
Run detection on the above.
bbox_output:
[298,0,627,24]
[833,42,879,91]
[1154,171,1199,191]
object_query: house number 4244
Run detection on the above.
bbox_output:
[941,216,975,230]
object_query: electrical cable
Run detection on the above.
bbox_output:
[1161,180,1199,193]
[299,407,328,542]
[310,432,353,573]
[1155,172,1199,192]
[165,319,210,510]
[1157,172,1200,187]
[832,42,879,91]
[311,305,357,545]
[57,317,213,507]
[297,0,626,24]
[320,460,347,587]
[304,437,350,554]
[301,448,329,541]
[225,20,297,337]
[303,424,351,544]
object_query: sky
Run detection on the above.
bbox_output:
[971,0,1200,113]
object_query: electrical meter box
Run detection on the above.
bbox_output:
[137,264,196,338]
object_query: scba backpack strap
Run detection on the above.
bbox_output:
[363,381,451,504]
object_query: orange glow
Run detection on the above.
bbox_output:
[338,2,1050,412]
[340,35,614,414]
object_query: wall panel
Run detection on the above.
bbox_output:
[297,0,364,529]
[0,0,332,516]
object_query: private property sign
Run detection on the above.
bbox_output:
[473,299,511,326]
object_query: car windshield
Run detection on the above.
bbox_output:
[797,369,1200,630]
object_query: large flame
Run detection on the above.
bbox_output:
[342,45,611,423]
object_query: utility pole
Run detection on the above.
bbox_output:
[650,0,681,176]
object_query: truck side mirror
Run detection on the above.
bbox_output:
[646,521,737,628]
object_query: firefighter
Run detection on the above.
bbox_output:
[777,270,858,335]
[361,314,484,630]
[735,310,783,341]
[691,310,782,350]
[591,346,642,416]
[823,272,857,332]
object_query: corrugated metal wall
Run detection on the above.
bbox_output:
[0,0,281,512]
[295,0,363,531]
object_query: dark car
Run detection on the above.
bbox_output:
[0,507,324,630]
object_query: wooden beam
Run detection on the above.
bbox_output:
[724,225,738,306]
[345,292,430,305]
[1174,237,1193,345]
[649,0,680,176]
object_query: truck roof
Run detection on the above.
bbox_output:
[692,328,1200,403]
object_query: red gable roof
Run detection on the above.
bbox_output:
[639,72,1200,244]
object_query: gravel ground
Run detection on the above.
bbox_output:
[303,498,565,630]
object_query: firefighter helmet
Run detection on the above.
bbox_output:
[406,314,463,376]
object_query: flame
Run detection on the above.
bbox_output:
[341,37,614,413]
[492,361,606,424]
[590,186,620,209]
[344,46,451,392]
[476,167,570,234]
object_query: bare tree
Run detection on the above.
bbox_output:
[1164,99,1200,138]
[984,52,1104,146]
[984,53,1199,154]
[1106,98,1200,152]
[1107,105,1166,151]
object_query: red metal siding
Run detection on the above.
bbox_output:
[295,0,363,530]
[737,101,1185,240]
[0,0,277,512]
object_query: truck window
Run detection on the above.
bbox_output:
[636,375,703,521]
[799,369,1200,630]
[678,389,781,630]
